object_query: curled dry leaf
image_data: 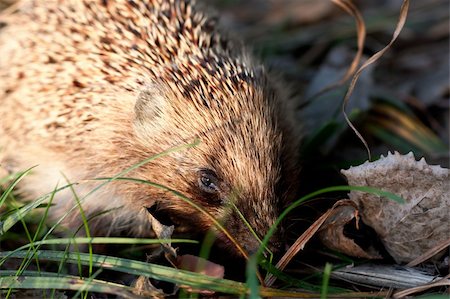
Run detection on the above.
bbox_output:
[318,200,382,259]
[130,209,178,297]
[341,152,450,263]
[145,207,177,261]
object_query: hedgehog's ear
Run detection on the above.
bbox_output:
[134,85,167,123]
[134,84,168,139]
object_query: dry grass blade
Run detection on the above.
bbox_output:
[306,0,366,101]
[342,0,410,161]
[406,238,450,267]
[265,201,349,287]
[330,0,365,84]
[393,274,450,298]
[259,287,390,298]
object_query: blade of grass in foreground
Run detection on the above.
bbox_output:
[12,237,198,252]
[0,183,75,235]
[0,250,389,298]
[64,175,94,283]
[1,237,197,274]
[0,271,153,299]
[1,250,248,295]
[320,263,332,299]
[0,167,35,209]
[32,237,197,245]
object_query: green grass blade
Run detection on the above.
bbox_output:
[0,184,74,236]
[0,271,152,299]
[247,256,260,299]
[0,252,388,297]
[16,237,198,248]
[64,175,94,286]
[321,263,332,299]
[0,250,249,295]
[72,268,103,299]
[0,167,35,209]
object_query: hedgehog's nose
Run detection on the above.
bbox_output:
[243,237,285,257]
[268,227,286,250]
[268,240,284,253]
[242,238,262,256]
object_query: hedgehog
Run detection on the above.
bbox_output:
[0,0,300,255]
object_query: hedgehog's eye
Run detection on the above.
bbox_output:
[198,169,219,194]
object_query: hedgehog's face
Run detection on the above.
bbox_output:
[186,124,289,255]
[134,82,298,256]
[190,164,286,255]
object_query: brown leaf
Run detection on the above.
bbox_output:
[318,201,382,259]
[145,207,177,262]
[342,152,450,263]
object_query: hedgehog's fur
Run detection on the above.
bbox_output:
[0,0,300,254]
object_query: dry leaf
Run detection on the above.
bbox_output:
[318,201,382,260]
[131,209,178,297]
[341,152,450,263]
[145,207,177,260]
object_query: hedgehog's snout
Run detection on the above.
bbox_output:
[236,235,285,260]
[264,229,286,256]
[241,236,285,257]
[222,209,286,257]
[240,238,261,256]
